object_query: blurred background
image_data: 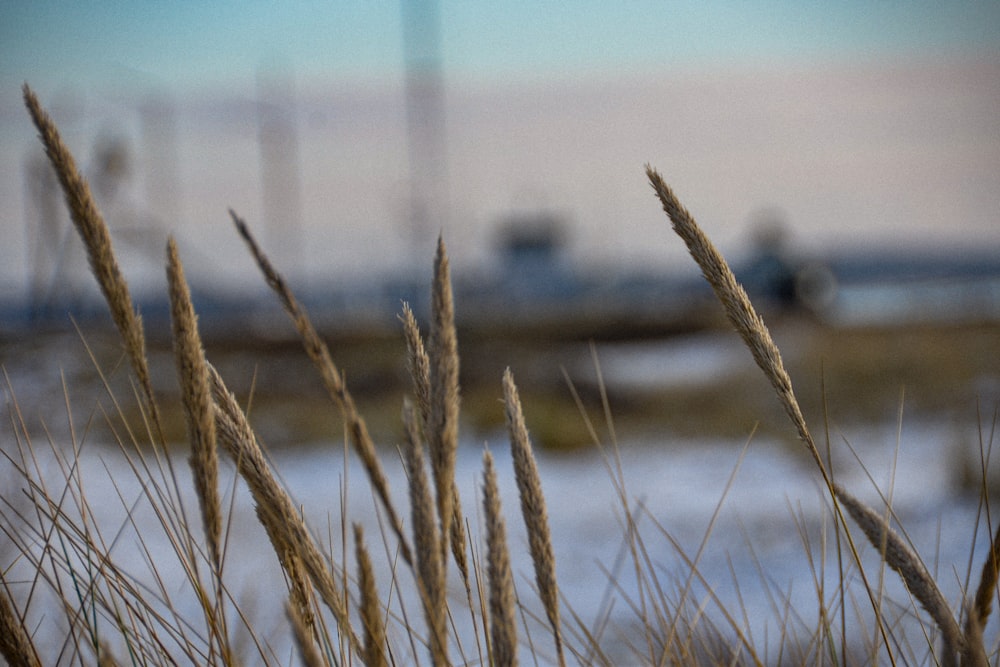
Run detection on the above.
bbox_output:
[3,5,1000,655]
[2,1,1000,445]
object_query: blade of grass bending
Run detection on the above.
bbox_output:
[230,210,413,568]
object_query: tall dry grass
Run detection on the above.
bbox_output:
[2,85,998,666]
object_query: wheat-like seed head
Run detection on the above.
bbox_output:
[354,524,388,667]
[483,448,518,667]
[645,165,822,472]
[209,364,361,654]
[23,84,162,436]
[503,368,564,666]
[166,238,222,570]
[402,401,449,665]
[231,210,413,567]
[833,483,963,663]
[286,601,325,667]
[428,236,462,568]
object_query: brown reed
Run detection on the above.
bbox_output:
[645,165,824,474]
[427,237,464,569]
[286,601,326,667]
[833,484,967,664]
[0,577,40,667]
[166,237,233,664]
[208,364,361,655]
[166,238,222,570]
[400,303,432,426]
[502,368,565,667]
[646,164,981,664]
[230,210,413,568]
[22,84,162,438]
[354,524,388,667]
[482,448,518,667]
[402,400,449,665]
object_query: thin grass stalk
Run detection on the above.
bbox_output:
[427,237,463,569]
[22,84,162,439]
[502,368,565,667]
[354,524,388,667]
[208,364,361,655]
[0,579,41,667]
[402,401,449,666]
[482,449,518,667]
[230,211,413,568]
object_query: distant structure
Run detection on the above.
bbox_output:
[401,0,449,258]
[256,62,304,278]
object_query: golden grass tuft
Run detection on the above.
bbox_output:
[503,368,565,666]
[482,448,518,667]
[7,86,999,667]
[22,84,162,438]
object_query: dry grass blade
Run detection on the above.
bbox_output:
[645,165,823,473]
[354,524,388,667]
[483,448,518,667]
[208,364,361,655]
[503,368,565,667]
[833,483,964,663]
[230,210,413,568]
[0,580,41,667]
[427,237,462,567]
[402,401,449,665]
[22,84,162,436]
[166,238,222,570]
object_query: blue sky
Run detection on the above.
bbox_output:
[3,1,999,95]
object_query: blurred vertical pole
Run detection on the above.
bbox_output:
[401,0,449,263]
[139,93,181,230]
[256,61,304,282]
[22,151,62,320]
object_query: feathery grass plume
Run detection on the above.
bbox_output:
[0,581,40,667]
[354,524,388,667]
[286,601,326,667]
[400,302,432,425]
[208,364,361,655]
[166,238,222,569]
[645,165,825,474]
[427,236,463,568]
[833,483,964,664]
[402,400,449,665]
[231,210,413,568]
[166,237,232,664]
[482,448,518,667]
[503,368,565,666]
[22,84,162,437]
